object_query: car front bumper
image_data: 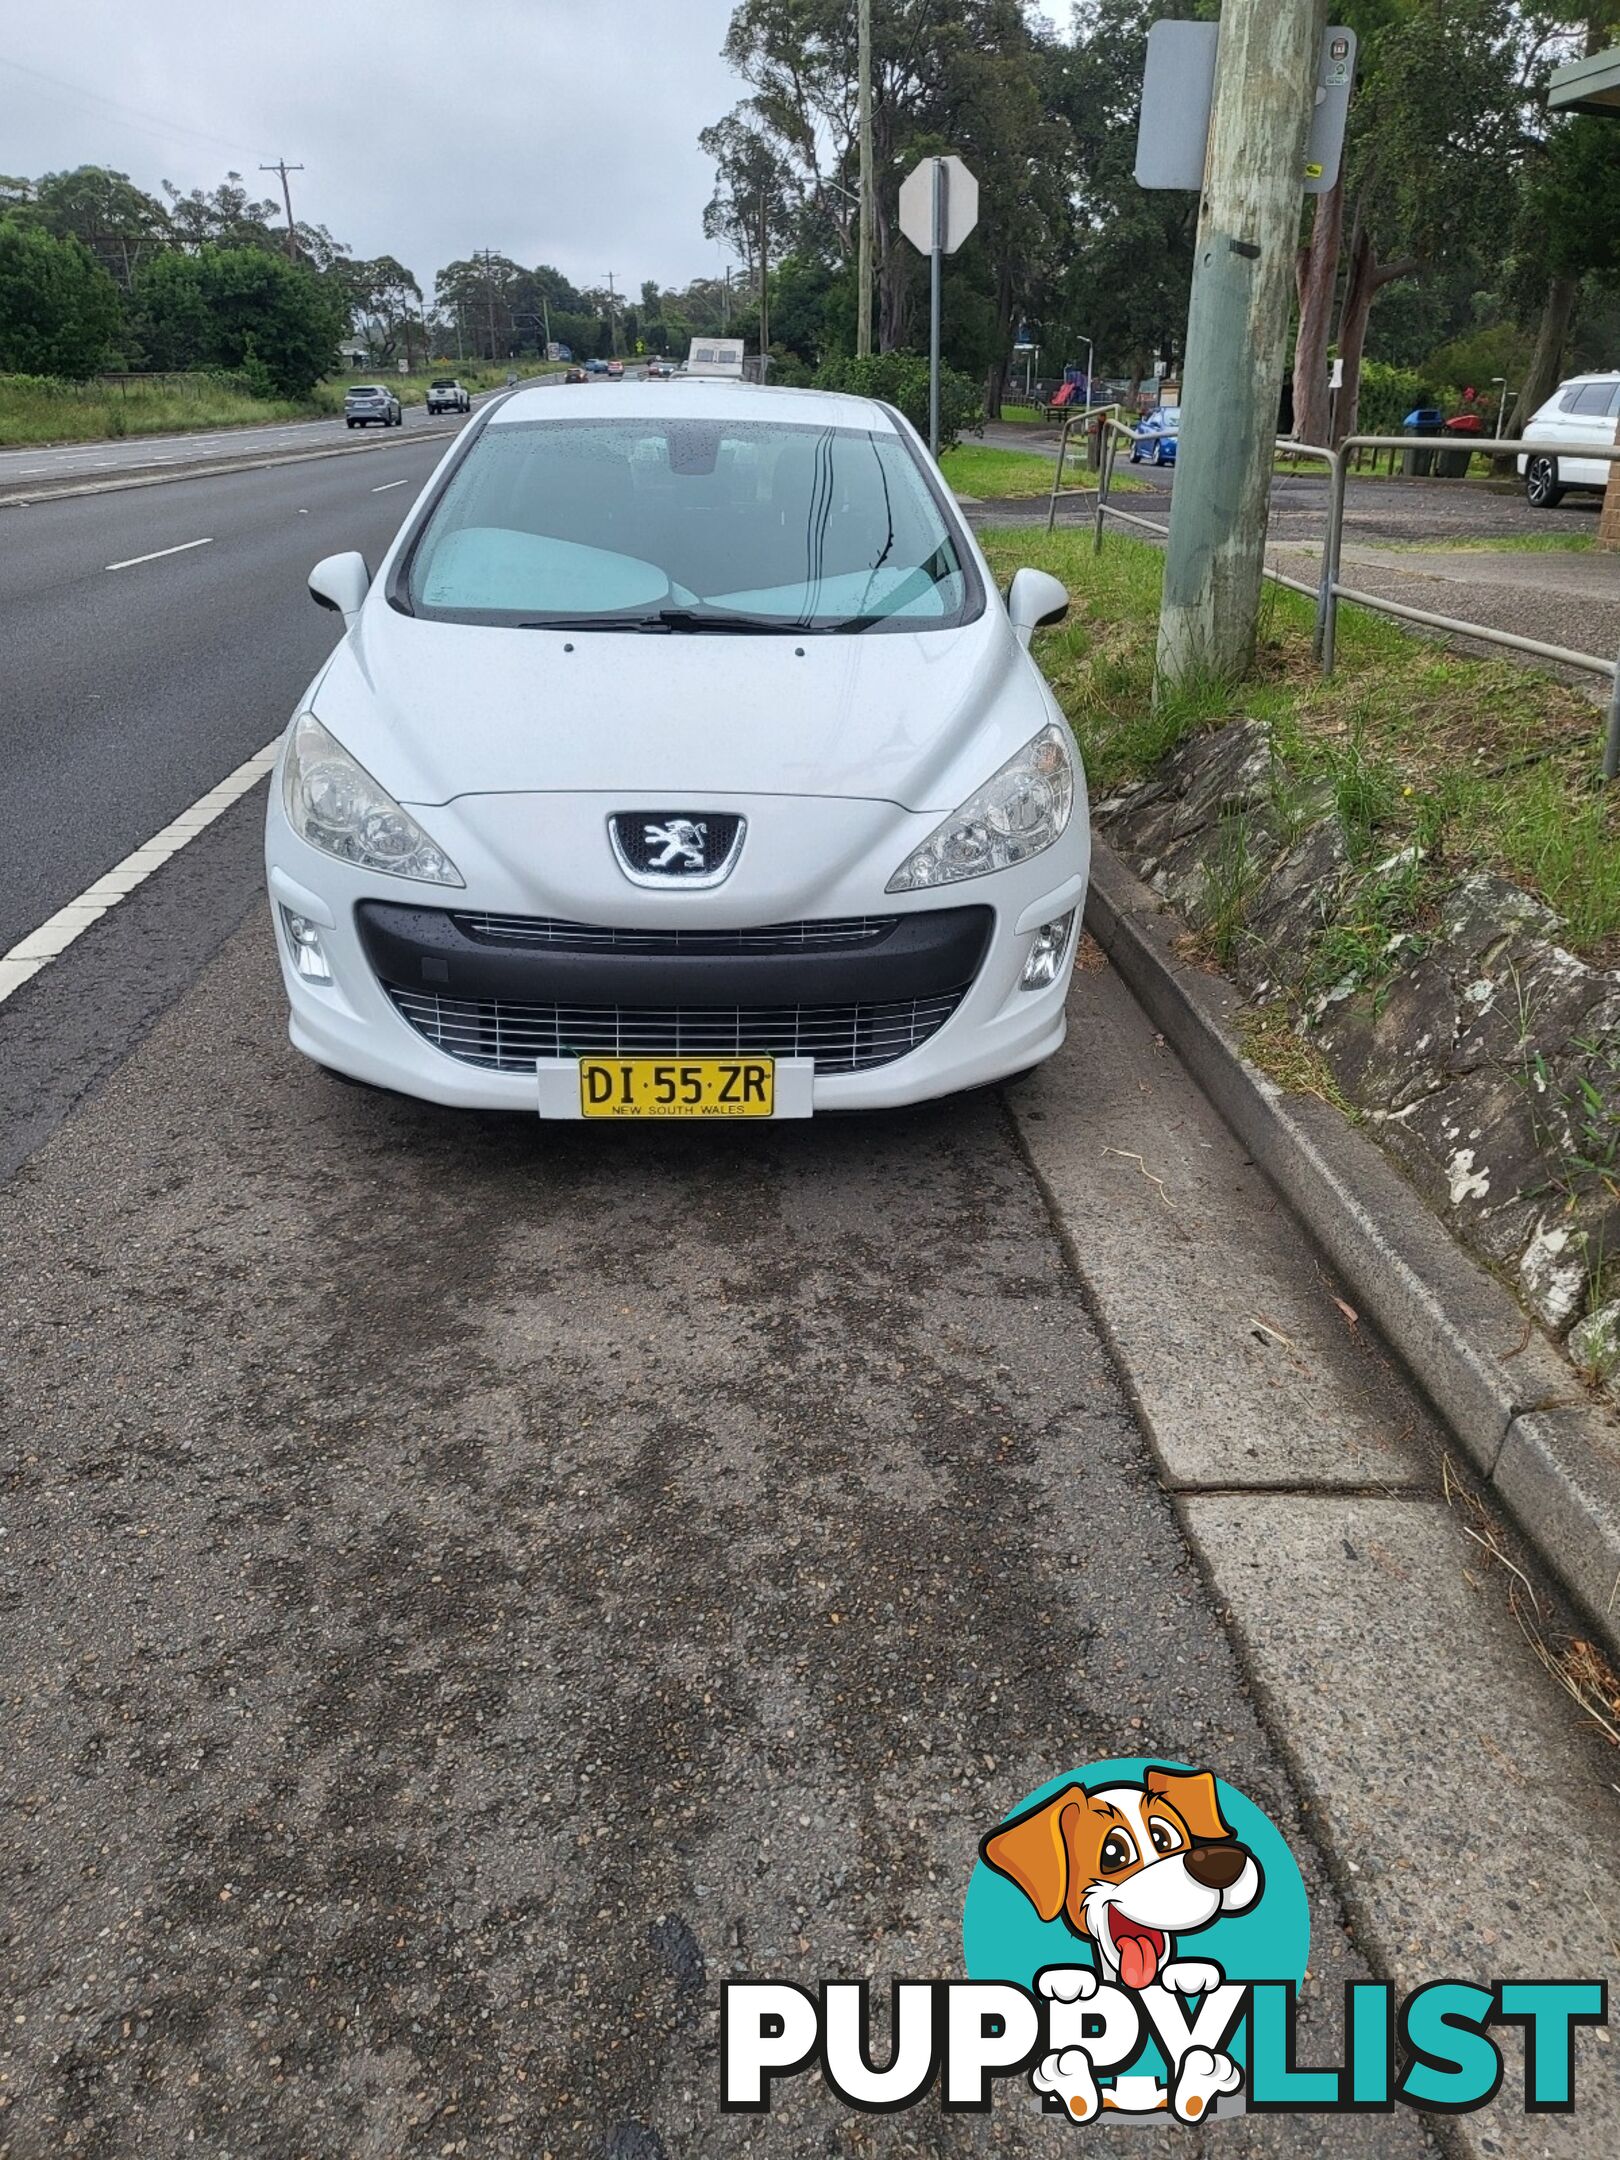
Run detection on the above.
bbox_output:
[264,783,1089,1115]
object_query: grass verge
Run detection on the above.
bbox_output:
[941,443,1059,499]
[0,360,564,449]
[979,525,1620,959]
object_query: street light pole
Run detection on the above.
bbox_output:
[1492,375,1509,439]
[857,0,874,357]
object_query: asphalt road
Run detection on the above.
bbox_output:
[0,435,447,953]
[0,907,1436,2160]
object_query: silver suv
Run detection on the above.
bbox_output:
[344,385,402,429]
[426,378,471,415]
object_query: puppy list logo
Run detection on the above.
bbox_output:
[722,1757,1607,2123]
[965,1758,1300,2122]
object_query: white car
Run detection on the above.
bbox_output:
[1517,371,1620,507]
[265,380,1088,1119]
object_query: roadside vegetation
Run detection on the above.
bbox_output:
[941,443,1056,499]
[984,527,1620,960]
[0,359,562,448]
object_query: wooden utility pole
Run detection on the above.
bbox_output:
[259,159,303,260]
[474,250,501,360]
[857,0,874,357]
[1155,0,1326,690]
[758,193,769,364]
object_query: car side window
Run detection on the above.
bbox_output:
[1572,383,1617,416]
[1558,388,1584,413]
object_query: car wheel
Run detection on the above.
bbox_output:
[346,419,355,429]
[1152,440,1165,466]
[1524,456,1565,509]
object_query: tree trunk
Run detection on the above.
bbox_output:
[982,260,1014,421]
[1290,178,1343,447]
[1504,274,1578,439]
[1332,225,1416,447]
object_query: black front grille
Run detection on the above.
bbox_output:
[385,985,967,1075]
[451,912,898,953]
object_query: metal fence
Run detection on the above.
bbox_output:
[1043,405,1119,530]
[1067,417,1620,780]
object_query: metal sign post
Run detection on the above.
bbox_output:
[929,159,945,454]
[899,154,979,457]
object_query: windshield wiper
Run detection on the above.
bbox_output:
[518,610,806,634]
[651,609,812,635]
[519,615,674,632]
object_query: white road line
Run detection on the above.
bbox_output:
[371,478,409,493]
[105,536,214,571]
[0,738,280,1006]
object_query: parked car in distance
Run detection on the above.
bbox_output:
[564,366,588,384]
[606,359,626,380]
[344,385,403,429]
[1128,407,1178,466]
[584,358,608,376]
[426,378,471,415]
[1517,372,1620,508]
[646,360,674,380]
[271,380,1088,1119]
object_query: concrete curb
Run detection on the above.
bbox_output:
[1086,838,1620,1657]
[0,426,461,510]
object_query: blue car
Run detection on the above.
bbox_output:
[1128,406,1179,466]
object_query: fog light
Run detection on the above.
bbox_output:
[1020,909,1075,991]
[280,907,332,984]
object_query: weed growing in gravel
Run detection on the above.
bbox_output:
[1238,1004,1353,1111]
[1199,816,1264,966]
[1519,1033,1620,1212]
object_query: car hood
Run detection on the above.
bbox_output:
[309,605,1052,814]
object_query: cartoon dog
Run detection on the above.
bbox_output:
[982,1766,1261,2122]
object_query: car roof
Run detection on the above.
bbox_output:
[489,378,903,435]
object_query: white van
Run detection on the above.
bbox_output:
[1517,371,1620,507]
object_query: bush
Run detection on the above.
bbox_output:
[132,245,345,399]
[0,220,120,380]
[812,349,983,452]
[1357,357,1469,433]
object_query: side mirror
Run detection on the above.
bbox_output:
[1007,567,1070,649]
[309,552,371,621]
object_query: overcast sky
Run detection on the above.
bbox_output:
[6,3,1070,295]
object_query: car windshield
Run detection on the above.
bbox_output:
[401,413,979,632]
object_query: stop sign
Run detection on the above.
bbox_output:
[899,156,979,255]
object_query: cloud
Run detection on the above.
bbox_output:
[4,1,745,290]
[7,3,1074,294]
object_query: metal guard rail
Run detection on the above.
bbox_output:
[1061,420,1620,780]
[1045,405,1120,531]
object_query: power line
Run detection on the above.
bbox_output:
[0,55,258,161]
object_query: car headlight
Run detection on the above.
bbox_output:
[887,723,1074,892]
[281,713,463,886]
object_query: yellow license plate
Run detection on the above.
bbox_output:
[578,1057,774,1119]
